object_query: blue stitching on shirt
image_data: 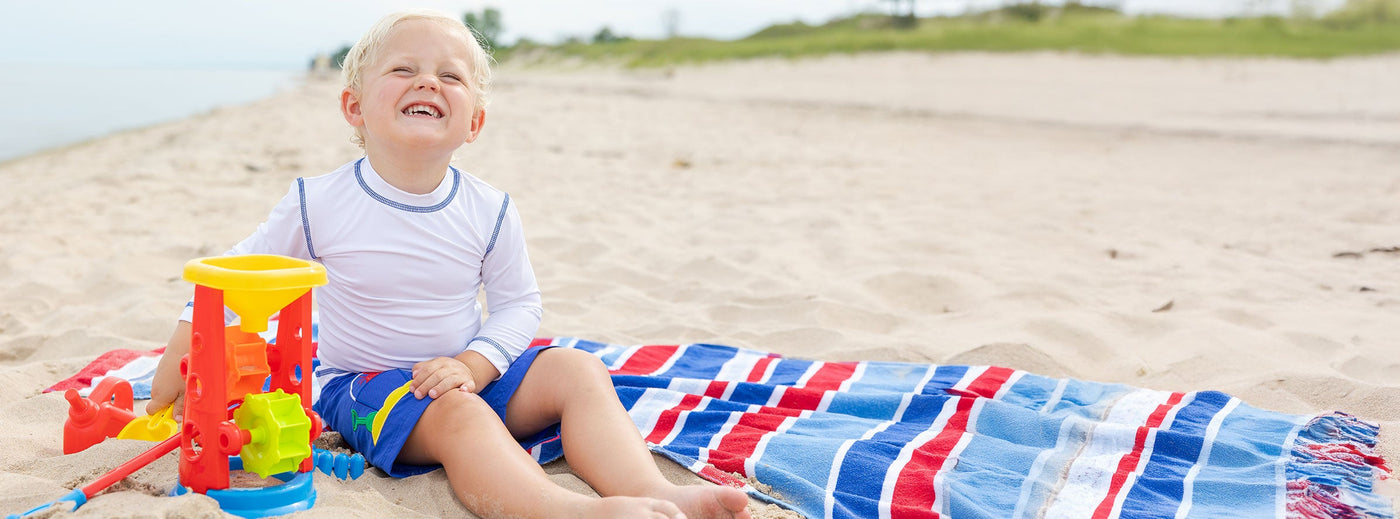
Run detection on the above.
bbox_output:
[353,158,459,213]
[483,194,510,258]
[314,366,351,379]
[297,177,318,260]
[470,336,515,365]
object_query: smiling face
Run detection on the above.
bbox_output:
[340,18,485,160]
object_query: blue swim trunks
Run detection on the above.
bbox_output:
[313,345,558,477]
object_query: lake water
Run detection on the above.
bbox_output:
[0,64,302,162]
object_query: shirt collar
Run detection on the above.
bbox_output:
[355,157,459,213]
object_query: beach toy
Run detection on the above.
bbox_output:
[9,435,181,518]
[224,326,272,402]
[173,254,326,513]
[314,448,366,480]
[116,405,179,442]
[170,455,316,518]
[183,254,326,333]
[62,377,137,454]
[27,254,329,518]
[232,389,313,479]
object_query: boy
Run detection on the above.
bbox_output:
[146,10,750,519]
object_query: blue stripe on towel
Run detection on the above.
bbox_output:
[1119,390,1233,519]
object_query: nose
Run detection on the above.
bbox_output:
[413,74,439,92]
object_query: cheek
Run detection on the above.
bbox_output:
[369,85,402,115]
[375,93,399,114]
[450,91,479,118]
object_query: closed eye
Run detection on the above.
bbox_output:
[441,73,461,82]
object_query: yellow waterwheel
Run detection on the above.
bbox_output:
[233,389,313,479]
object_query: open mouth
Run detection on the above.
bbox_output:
[401,103,442,119]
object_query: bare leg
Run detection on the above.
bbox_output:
[399,389,684,518]
[504,348,751,519]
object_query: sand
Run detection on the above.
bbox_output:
[1,51,1397,517]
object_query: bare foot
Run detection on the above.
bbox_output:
[655,484,752,519]
[581,495,687,519]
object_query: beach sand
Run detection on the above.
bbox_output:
[1,51,1397,517]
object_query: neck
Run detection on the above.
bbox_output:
[362,147,450,195]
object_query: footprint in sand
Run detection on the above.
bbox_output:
[1337,355,1400,387]
[862,271,972,316]
[1213,307,1274,330]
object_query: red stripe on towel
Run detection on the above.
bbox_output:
[45,347,164,393]
[614,345,681,375]
[1091,392,1187,519]
[776,362,858,410]
[746,355,779,383]
[646,393,705,444]
[889,367,1014,518]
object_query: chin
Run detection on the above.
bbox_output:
[397,139,461,156]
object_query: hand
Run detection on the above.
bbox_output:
[146,376,184,421]
[145,321,192,419]
[411,356,480,399]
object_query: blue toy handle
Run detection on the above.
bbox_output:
[8,488,87,519]
[313,448,365,480]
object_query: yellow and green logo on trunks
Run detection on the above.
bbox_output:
[368,381,414,444]
[350,408,376,433]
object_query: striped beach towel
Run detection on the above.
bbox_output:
[528,338,1392,519]
[50,332,1392,518]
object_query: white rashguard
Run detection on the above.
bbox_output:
[180,158,542,380]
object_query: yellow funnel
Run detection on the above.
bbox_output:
[183,255,328,333]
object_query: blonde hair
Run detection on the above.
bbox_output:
[341,9,495,147]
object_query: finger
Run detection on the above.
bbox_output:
[411,356,449,375]
[416,366,461,399]
[171,394,186,422]
[146,384,178,414]
[410,359,434,381]
[429,375,470,399]
[413,368,444,399]
[145,393,170,415]
[452,372,477,394]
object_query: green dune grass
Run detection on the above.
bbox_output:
[498,5,1400,67]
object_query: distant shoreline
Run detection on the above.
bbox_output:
[0,65,305,164]
[9,49,1400,171]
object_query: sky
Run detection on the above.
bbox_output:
[0,0,1349,70]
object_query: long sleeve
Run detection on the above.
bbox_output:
[464,198,543,376]
[179,181,313,323]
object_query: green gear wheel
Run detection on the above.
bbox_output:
[233,389,313,479]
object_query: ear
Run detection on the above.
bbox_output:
[341,88,364,127]
[463,108,486,144]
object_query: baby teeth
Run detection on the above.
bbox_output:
[404,104,440,117]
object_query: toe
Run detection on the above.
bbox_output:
[653,499,685,519]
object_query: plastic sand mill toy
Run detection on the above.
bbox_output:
[14,254,334,519]
[170,254,328,515]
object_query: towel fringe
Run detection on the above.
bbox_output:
[1285,412,1393,519]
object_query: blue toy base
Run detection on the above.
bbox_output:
[169,456,315,518]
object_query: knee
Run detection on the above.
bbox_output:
[410,390,501,463]
[423,388,497,427]
[535,348,611,386]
